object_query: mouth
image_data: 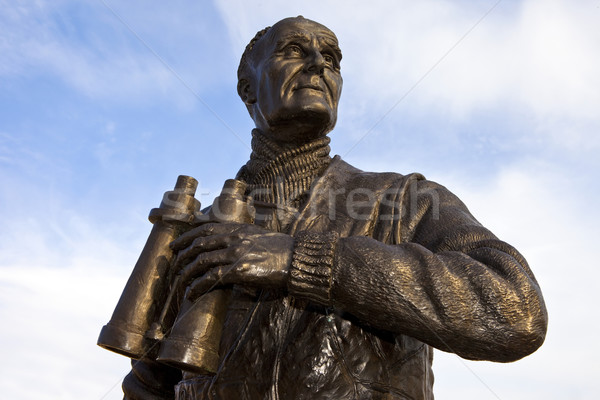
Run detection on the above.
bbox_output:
[295,84,324,92]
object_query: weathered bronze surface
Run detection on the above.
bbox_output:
[100,16,548,399]
[156,179,255,374]
[98,175,199,359]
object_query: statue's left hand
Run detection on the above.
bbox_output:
[170,222,294,301]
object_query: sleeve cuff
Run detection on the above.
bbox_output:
[287,230,338,306]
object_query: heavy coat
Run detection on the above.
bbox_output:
[124,157,547,400]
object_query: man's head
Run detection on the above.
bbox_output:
[237,16,343,145]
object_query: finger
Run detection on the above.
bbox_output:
[173,233,230,269]
[172,222,269,252]
[170,223,218,251]
[186,266,234,301]
[179,248,232,287]
[172,222,245,250]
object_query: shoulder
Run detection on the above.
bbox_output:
[328,155,426,191]
[329,156,472,217]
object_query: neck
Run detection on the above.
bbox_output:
[236,129,332,207]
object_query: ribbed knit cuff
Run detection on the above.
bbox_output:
[288,230,338,306]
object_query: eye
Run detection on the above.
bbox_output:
[322,53,339,70]
[284,44,304,57]
[323,53,334,65]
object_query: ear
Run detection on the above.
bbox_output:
[237,79,256,105]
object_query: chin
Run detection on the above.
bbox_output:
[262,109,336,145]
[287,108,334,129]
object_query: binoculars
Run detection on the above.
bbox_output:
[97,176,254,374]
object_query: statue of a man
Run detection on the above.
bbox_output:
[122,16,547,399]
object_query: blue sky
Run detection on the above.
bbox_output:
[1,1,599,398]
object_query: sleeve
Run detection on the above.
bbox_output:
[122,359,182,400]
[288,179,548,363]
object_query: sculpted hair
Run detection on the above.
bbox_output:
[237,26,271,82]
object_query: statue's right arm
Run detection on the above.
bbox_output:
[122,359,182,400]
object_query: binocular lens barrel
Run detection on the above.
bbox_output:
[156,179,254,373]
[97,176,199,359]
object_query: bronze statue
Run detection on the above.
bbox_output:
[99,16,548,399]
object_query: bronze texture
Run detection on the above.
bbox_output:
[156,179,255,374]
[100,16,548,400]
[97,175,199,359]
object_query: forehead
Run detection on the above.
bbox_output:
[272,19,337,44]
[263,19,341,56]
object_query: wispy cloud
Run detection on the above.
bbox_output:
[217,0,600,155]
[432,159,600,398]
[0,265,132,399]
[2,1,598,399]
[0,172,145,399]
[0,0,228,106]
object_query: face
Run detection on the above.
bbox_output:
[243,18,343,142]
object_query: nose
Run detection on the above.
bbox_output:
[305,50,325,75]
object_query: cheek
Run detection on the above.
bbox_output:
[256,74,280,111]
[325,73,343,104]
[279,63,305,91]
[260,65,297,101]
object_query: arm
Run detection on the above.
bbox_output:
[172,180,547,362]
[288,180,548,362]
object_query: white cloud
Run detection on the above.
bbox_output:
[217,0,600,154]
[0,177,144,399]
[398,0,600,119]
[0,0,215,106]
[429,160,600,399]
[2,1,598,398]
[0,263,132,400]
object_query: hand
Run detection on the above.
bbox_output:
[170,222,294,300]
